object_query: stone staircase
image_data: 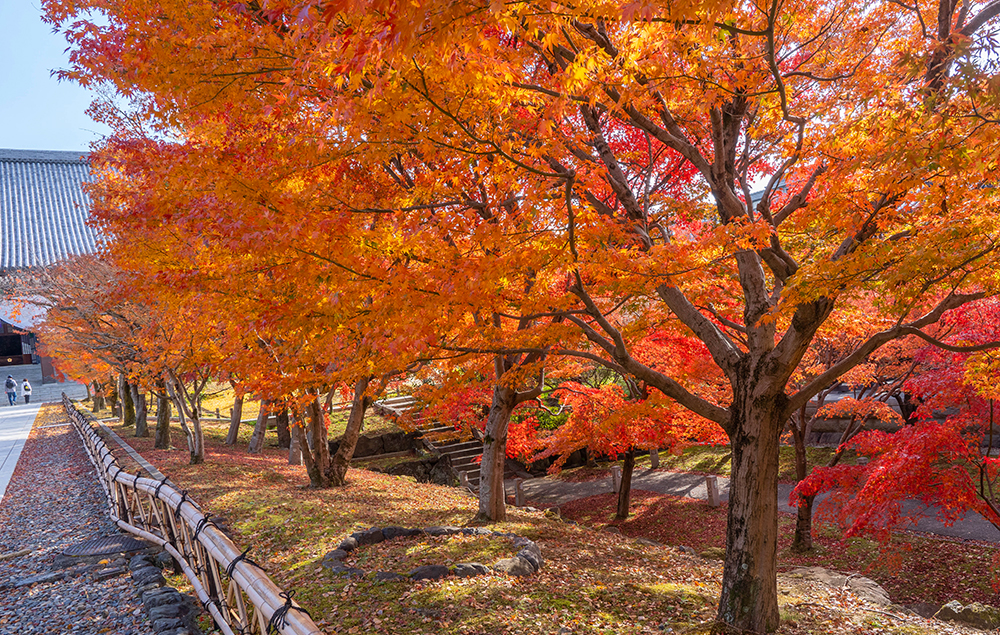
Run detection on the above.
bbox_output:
[373,395,484,491]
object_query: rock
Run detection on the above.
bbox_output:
[515,543,543,572]
[603,526,622,535]
[152,617,187,632]
[636,538,663,547]
[428,456,455,486]
[338,537,358,552]
[424,526,462,536]
[137,581,164,594]
[320,550,349,568]
[382,526,423,541]
[493,556,536,577]
[93,566,127,581]
[148,603,188,621]
[388,431,420,453]
[131,565,167,586]
[142,588,183,608]
[353,434,385,458]
[676,546,696,556]
[155,551,176,569]
[351,527,385,547]
[461,527,493,536]
[129,554,155,570]
[784,566,891,606]
[935,601,1000,630]
[374,571,408,582]
[545,507,561,518]
[13,571,65,587]
[699,547,726,560]
[905,602,940,619]
[409,565,450,580]
[452,563,489,578]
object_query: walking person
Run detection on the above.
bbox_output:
[21,379,32,404]
[4,375,16,406]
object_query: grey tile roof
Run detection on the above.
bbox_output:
[0,149,97,270]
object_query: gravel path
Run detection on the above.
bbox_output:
[0,406,155,635]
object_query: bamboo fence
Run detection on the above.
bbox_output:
[62,395,322,635]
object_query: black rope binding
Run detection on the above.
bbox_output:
[174,490,191,520]
[154,476,170,499]
[132,469,143,496]
[111,465,126,482]
[267,591,313,634]
[225,547,264,579]
[192,514,219,542]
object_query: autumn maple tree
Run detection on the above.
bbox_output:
[43,0,1000,630]
[797,298,1000,549]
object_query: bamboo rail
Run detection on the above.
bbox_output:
[62,395,322,635]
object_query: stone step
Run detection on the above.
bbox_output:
[451,458,482,471]
[443,447,483,460]
[434,441,482,453]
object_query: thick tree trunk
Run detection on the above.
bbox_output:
[615,449,636,520]
[247,400,270,454]
[717,389,782,634]
[330,376,372,486]
[477,385,517,522]
[92,380,105,412]
[225,394,244,445]
[120,375,136,427]
[132,384,148,437]
[307,391,331,486]
[275,408,291,449]
[155,390,171,449]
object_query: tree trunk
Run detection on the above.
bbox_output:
[167,380,201,464]
[789,409,811,552]
[307,390,331,487]
[225,394,244,445]
[330,376,372,486]
[247,400,270,454]
[275,408,291,449]
[92,380,105,412]
[120,375,136,427]
[793,493,816,552]
[615,449,636,520]
[717,391,782,634]
[292,410,319,483]
[190,413,204,465]
[133,384,149,437]
[108,374,118,417]
[477,384,517,522]
[154,386,171,449]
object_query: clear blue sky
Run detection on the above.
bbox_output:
[0,1,109,152]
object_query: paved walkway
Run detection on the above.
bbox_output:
[516,467,1000,544]
[0,406,153,635]
[0,403,42,505]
